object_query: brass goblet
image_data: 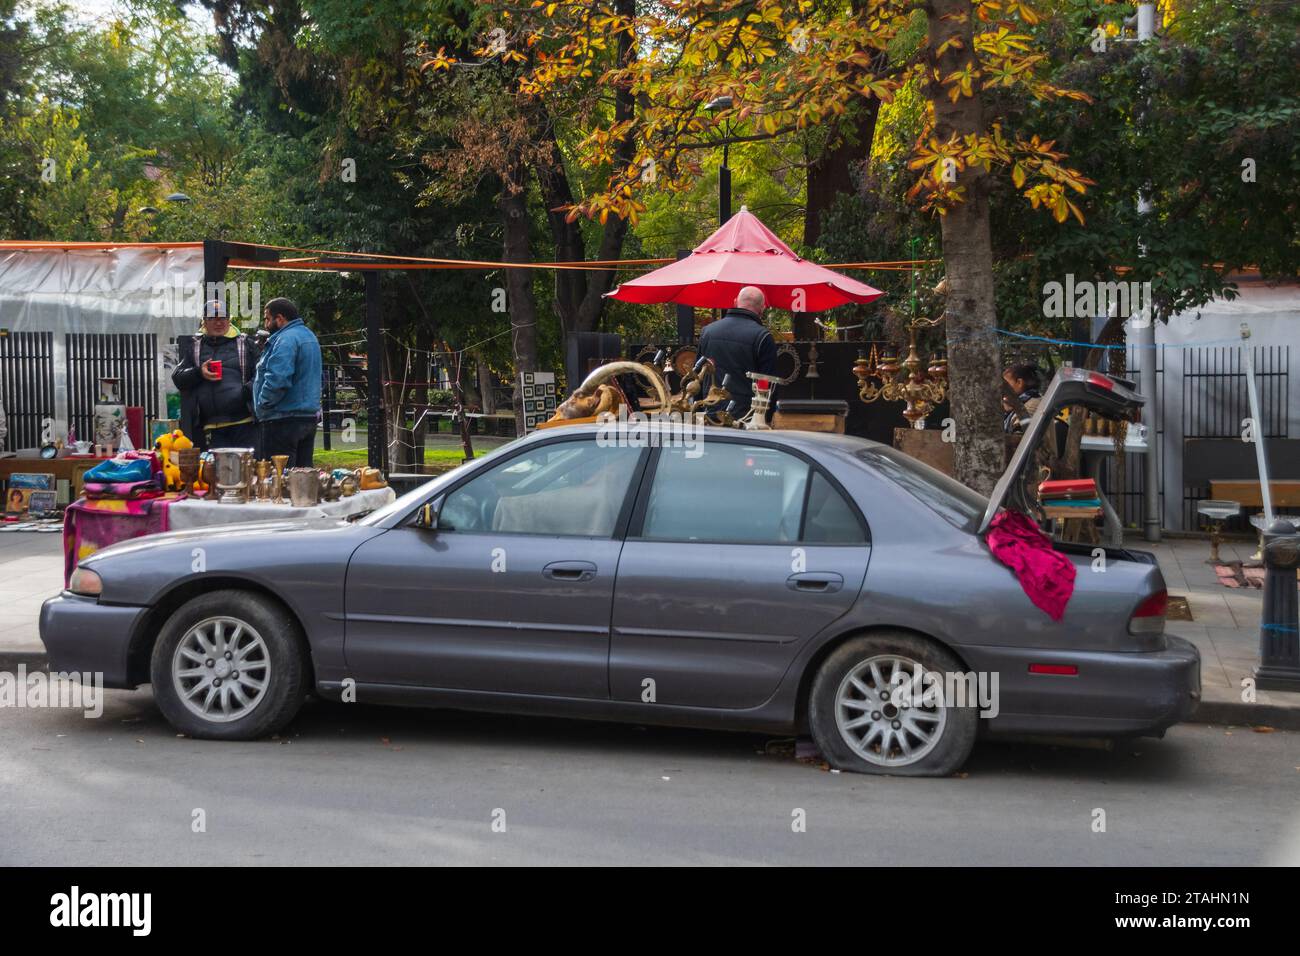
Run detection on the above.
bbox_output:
[177,448,201,495]
[272,455,290,503]
[256,460,271,500]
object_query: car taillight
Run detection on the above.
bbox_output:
[1087,371,1114,390]
[1129,589,1167,636]
[67,567,103,598]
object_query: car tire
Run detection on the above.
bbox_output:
[808,632,978,777]
[149,589,308,741]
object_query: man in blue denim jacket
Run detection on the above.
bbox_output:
[254,297,323,466]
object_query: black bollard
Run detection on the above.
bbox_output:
[1254,519,1300,691]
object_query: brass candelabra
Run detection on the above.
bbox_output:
[852,317,948,429]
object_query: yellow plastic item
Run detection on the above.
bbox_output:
[154,429,194,491]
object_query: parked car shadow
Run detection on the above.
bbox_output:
[55,688,1197,782]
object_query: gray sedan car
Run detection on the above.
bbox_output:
[41,367,1200,776]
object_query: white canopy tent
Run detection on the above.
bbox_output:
[0,243,205,445]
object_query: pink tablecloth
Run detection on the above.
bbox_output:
[62,494,179,586]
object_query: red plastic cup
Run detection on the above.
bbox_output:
[209,360,222,379]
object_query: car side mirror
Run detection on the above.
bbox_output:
[415,499,442,530]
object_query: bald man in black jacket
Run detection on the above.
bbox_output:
[697,286,778,418]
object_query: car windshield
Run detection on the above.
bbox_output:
[855,446,988,533]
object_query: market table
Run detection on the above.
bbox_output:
[1,451,112,503]
[63,486,396,584]
[165,486,395,529]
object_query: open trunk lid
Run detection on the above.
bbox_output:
[977,367,1145,535]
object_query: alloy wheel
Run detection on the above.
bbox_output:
[834,654,947,767]
[172,616,271,723]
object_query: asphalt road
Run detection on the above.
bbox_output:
[2,689,1297,866]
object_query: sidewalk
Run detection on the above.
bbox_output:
[0,530,62,655]
[1,527,1297,728]
[1133,532,1300,729]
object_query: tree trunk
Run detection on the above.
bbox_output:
[531,0,635,337]
[927,0,1004,495]
[796,6,885,340]
[500,163,538,435]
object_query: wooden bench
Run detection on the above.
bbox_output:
[1185,438,1300,521]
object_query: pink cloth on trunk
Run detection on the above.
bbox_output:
[984,510,1076,621]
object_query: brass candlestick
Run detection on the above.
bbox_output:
[853,317,948,430]
[240,452,255,503]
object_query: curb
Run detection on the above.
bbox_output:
[0,652,50,672]
[3,653,1298,732]
[1191,696,1300,732]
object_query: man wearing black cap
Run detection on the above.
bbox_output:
[171,300,258,450]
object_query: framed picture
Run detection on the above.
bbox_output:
[25,490,56,515]
[97,377,122,403]
[6,487,32,514]
[8,472,54,490]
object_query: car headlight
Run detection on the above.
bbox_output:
[67,567,103,598]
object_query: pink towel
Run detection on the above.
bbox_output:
[985,510,1077,621]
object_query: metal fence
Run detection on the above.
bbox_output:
[1176,344,1288,531]
[1096,344,1291,533]
[0,331,55,450]
[64,333,159,442]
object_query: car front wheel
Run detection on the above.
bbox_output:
[809,632,978,777]
[150,590,308,740]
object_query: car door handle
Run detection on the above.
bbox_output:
[543,561,597,582]
[787,572,844,593]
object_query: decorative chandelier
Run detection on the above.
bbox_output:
[853,315,948,429]
[852,239,948,430]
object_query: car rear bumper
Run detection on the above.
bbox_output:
[963,634,1201,737]
[40,594,148,689]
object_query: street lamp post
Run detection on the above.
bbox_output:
[1135,2,1161,543]
[705,96,733,226]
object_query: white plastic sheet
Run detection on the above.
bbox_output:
[0,246,205,433]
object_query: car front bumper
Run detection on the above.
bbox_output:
[962,634,1202,737]
[40,594,149,689]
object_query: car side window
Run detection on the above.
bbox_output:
[438,441,642,537]
[641,443,809,543]
[802,470,867,543]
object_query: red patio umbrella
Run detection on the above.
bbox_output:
[607,206,884,311]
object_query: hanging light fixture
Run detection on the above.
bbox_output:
[852,238,948,429]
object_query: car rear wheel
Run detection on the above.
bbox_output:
[809,632,978,777]
[150,590,308,740]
